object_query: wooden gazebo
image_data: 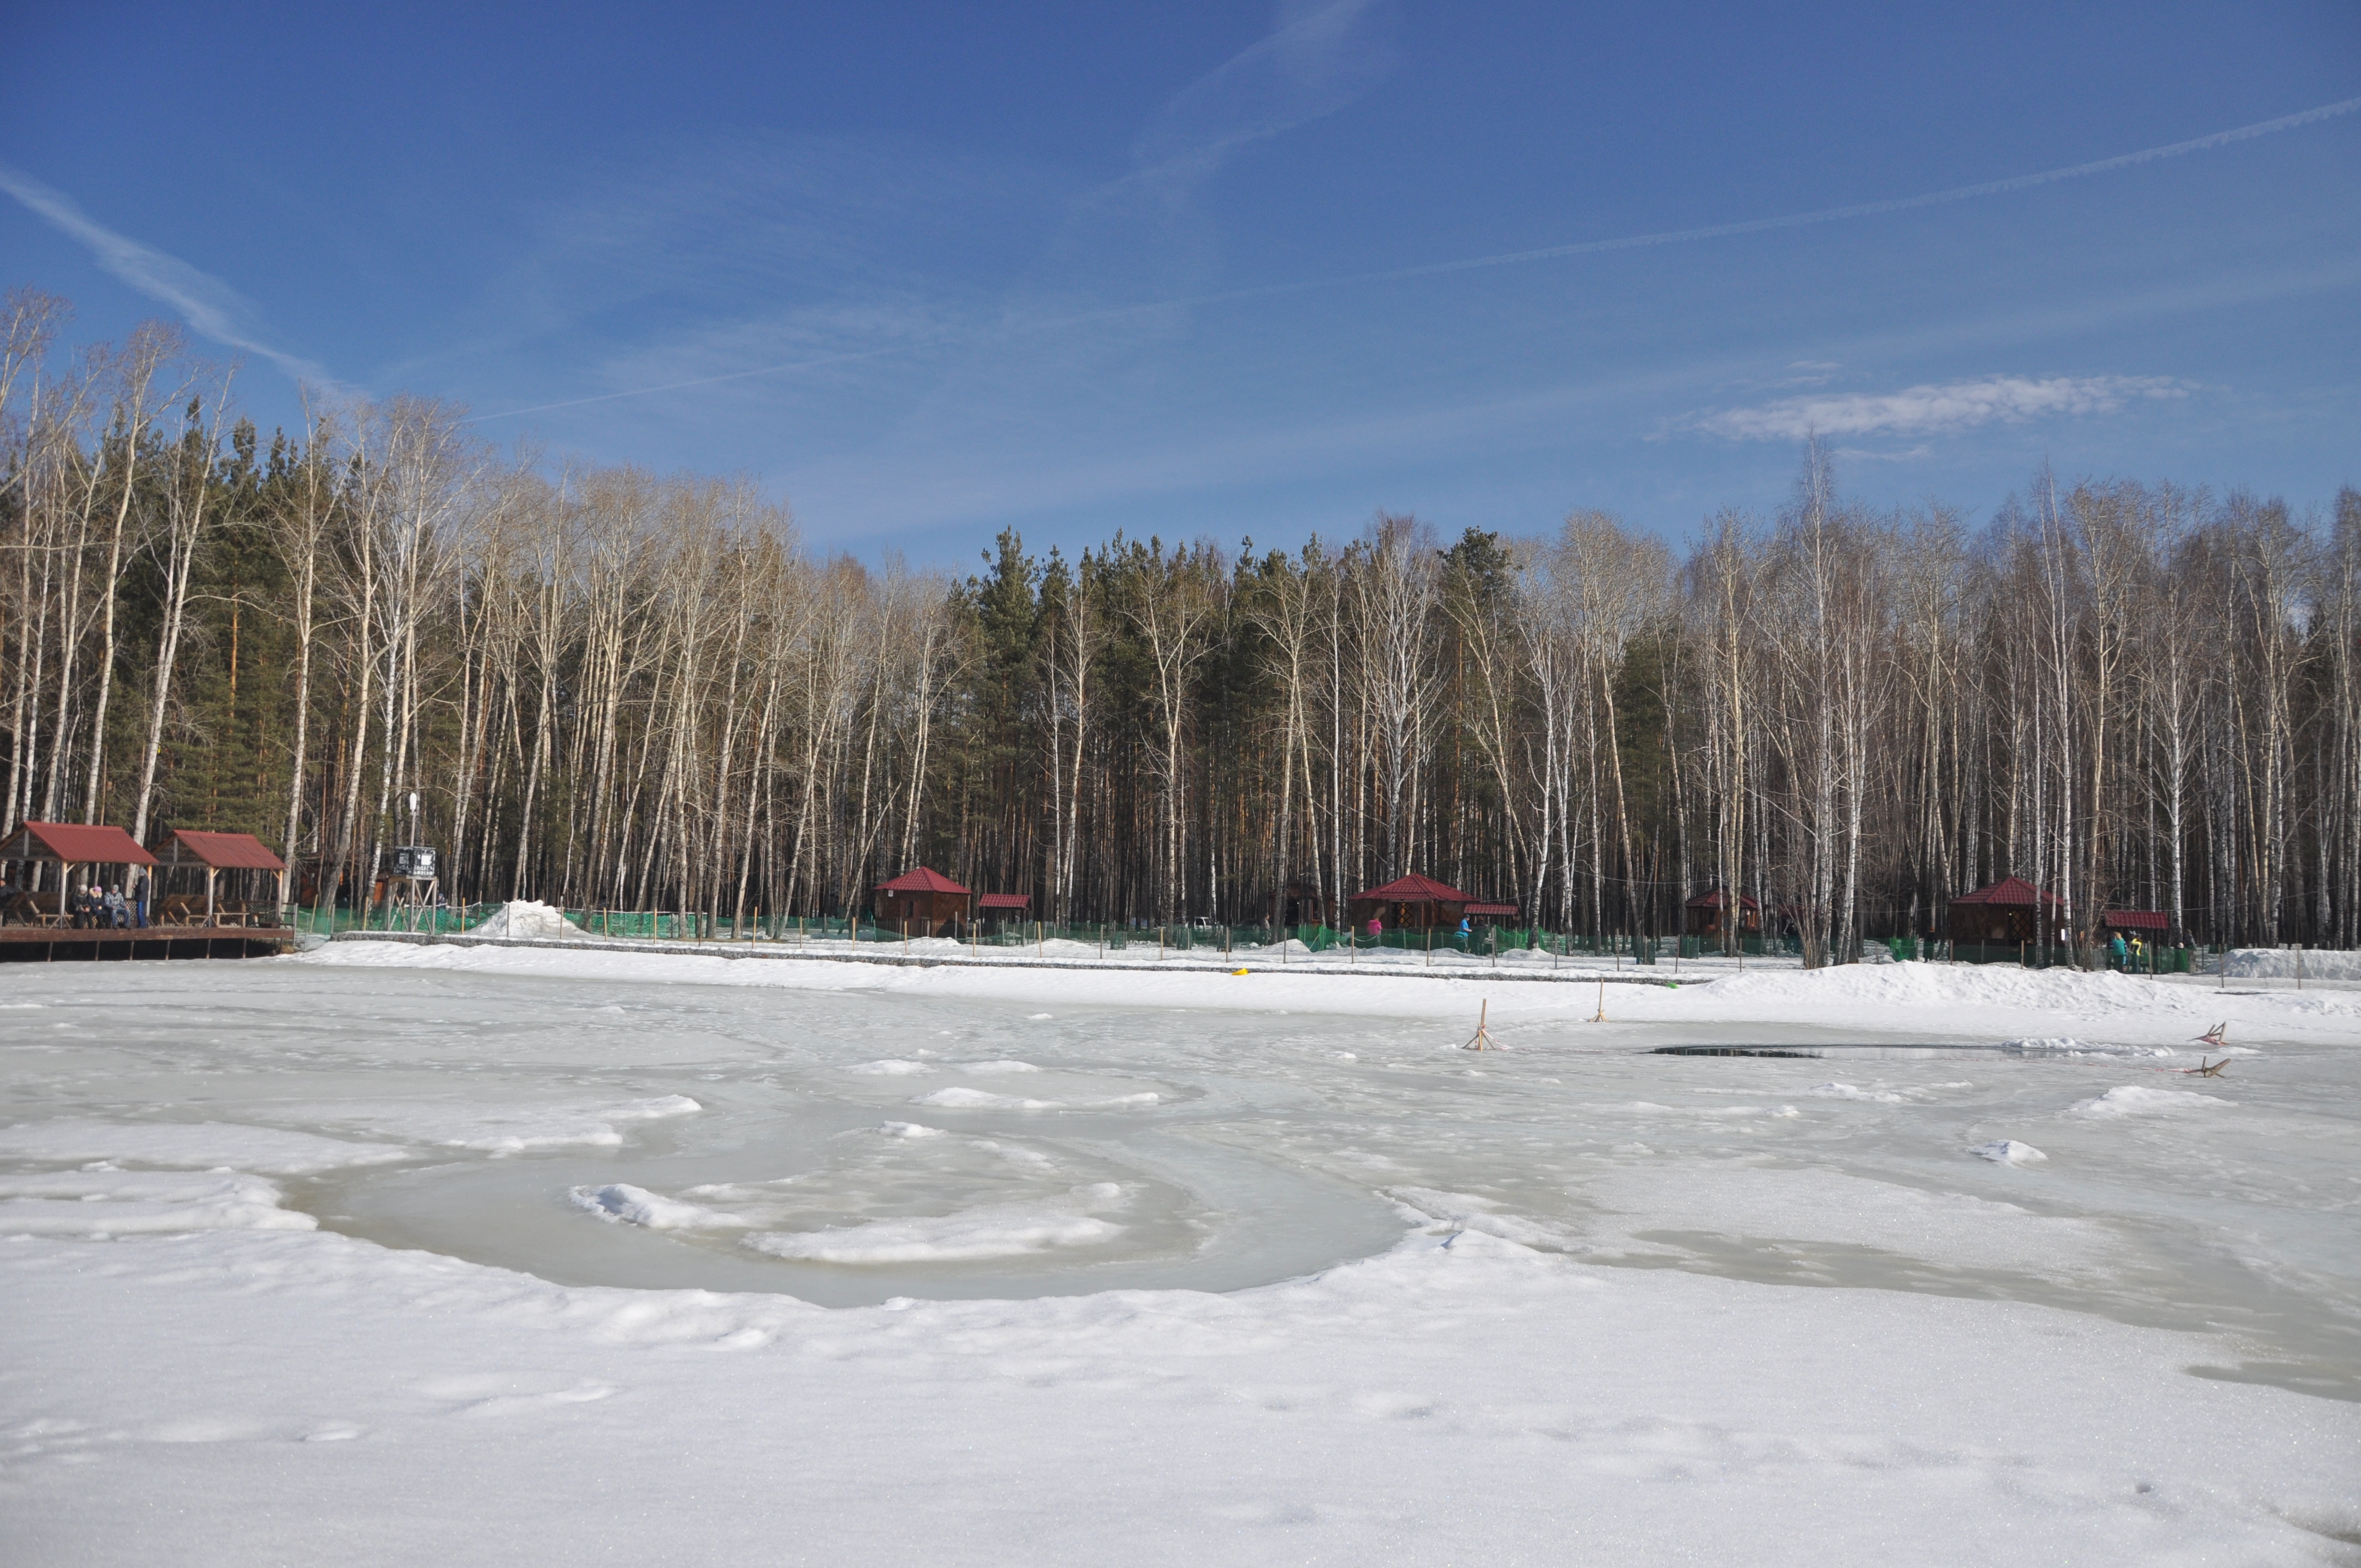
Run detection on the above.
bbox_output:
[0,821,157,923]
[977,892,1030,925]
[1684,888,1760,938]
[1350,874,1475,932]
[1464,901,1519,925]
[873,867,970,937]
[2102,910,2170,937]
[1946,876,2066,945]
[153,830,287,927]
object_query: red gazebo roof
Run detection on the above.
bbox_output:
[977,892,1030,909]
[156,829,285,872]
[2102,910,2170,930]
[1685,888,1759,910]
[1354,873,1475,905]
[0,821,157,867]
[1464,903,1519,917]
[875,866,970,896]
[1950,875,2064,908]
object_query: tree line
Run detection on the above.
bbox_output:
[5,288,2358,957]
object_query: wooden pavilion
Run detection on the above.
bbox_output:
[153,830,287,927]
[0,822,157,923]
[1683,887,1760,938]
[1350,873,1475,932]
[1946,876,2066,945]
[1463,901,1519,925]
[977,891,1031,926]
[2101,910,2170,937]
[873,867,970,937]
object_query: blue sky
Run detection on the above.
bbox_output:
[4,1,2357,563]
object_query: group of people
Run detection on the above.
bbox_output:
[69,883,139,929]
[2106,930,2148,971]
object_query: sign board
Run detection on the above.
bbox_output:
[392,845,438,880]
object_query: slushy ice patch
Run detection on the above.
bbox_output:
[573,1176,1135,1263]
[2068,1086,2235,1119]
[745,1183,1132,1263]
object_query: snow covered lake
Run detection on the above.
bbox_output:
[4,943,2357,1564]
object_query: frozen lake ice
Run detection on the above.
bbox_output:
[3,943,2357,1564]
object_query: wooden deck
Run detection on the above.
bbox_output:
[0,925,294,961]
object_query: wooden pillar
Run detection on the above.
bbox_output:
[205,867,218,928]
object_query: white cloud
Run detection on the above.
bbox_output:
[1690,374,2189,442]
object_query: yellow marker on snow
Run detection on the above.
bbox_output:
[1232,967,1250,976]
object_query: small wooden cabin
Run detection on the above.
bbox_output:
[1349,873,1475,932]
[1463,901,1519,925]
[873,867,971,937]
[1683,888,1760,938]
[1946,876,2066,945]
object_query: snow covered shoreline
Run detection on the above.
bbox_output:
[2,946,2355,1564]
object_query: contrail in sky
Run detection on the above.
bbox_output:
[478,94,2361,422]
[0,161,350,395]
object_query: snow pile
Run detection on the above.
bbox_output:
[744,1183,1130,1263]
[2066,1085,2234,1119]
[471,900,585,939]
[2224,946,2361,979]
[1707,961,2168,1017]
[1804,1082,1903,1102]
[844,1058,931,1075]
[1971,1140,2048,1164]
[570,1182,744,1231]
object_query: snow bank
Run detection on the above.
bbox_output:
[2224,946,2361,979]
[910,1086,1159,1110]
[2066,1085,2234,1119]
[300,937,2361,1049]
[276,1093,700,1152]
[0,1119,409,1174]
[1971,1140,2048,1164]
[471,900,585,939]
[0,1170,314,1235]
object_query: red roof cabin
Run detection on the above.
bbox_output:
[1947,876,2066,945]
[1683,887,1760,938]
[153,830,288,927]
[2102,910,2170,935]
[1350,873,1476,932]
[873,867,970,937]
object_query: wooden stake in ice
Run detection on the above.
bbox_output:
[1592,979,1608,1024]
[1461,999,1499,1050]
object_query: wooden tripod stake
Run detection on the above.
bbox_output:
[1461,1000,1499,1051]
[1592,979,1608,1024]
